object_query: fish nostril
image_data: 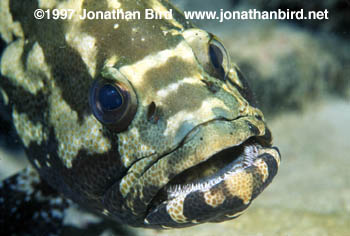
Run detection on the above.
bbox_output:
[201,79,219,93]
[147,101,159,123]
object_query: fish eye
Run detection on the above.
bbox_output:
[98,84,123,110]
[209,42,223,69]
[182,29,230,81]
[208,37,230,80]
[89,78,137,132]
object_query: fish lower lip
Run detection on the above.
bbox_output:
[145,137,280,225]
[147,137,263,210]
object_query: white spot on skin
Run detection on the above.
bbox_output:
[161,225,173,229]
[224,169,254,205]
[12,109,47,147]
[0,88,9,105]
[50,197,63,206]
[102,209,110,215]
[33,212,39,219]
[49,84,111,168]
[163,98,227,139]
[38,0,56,9]
[27,42,51,82]
[120,41,195,87]
[226,212,242,218]
[166,195,187,223]
[34,159,41,168]
[55,0,84,23]
[253,158,269,182]
[11,167,40,195]
[149,0,184,29]
[1,41,48,94]
[118,127,155,168]
[156,77,199,98]
[107,0,122,9]
[259,147,281,167]
[65,33,97,77]
[51,209,63,219]
[33,189,45,202]
[105,55,119,67]
[203,189,225,208]
[41,211,49,222]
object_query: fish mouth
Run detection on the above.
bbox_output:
[145,118,280,226]
[161,138,263,198]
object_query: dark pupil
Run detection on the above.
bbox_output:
[209,44,223,69]
[98,85,123,110]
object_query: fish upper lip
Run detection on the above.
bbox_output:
[181,115,248,145]
[126,115,250,174]
[155,115,251,168]
[150,115,261,181]
[147,115,266,196]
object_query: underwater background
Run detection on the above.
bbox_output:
[1,0,349,235]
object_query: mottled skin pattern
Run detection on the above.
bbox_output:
[0,0,280,234]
